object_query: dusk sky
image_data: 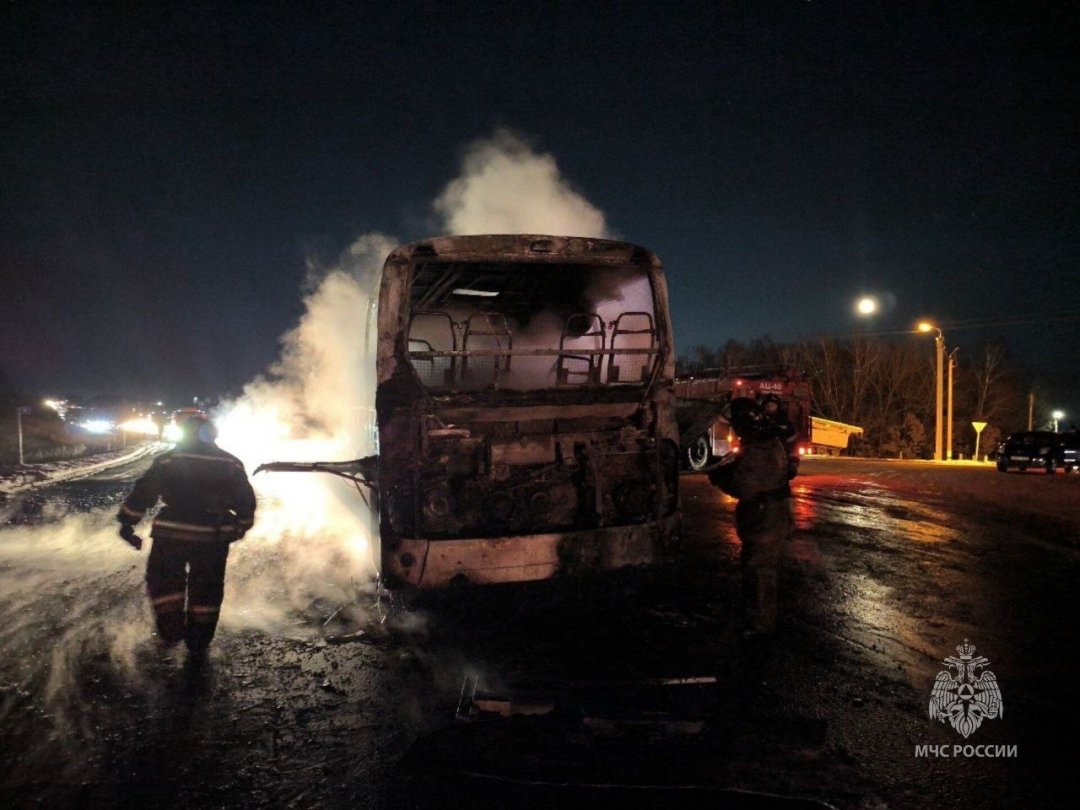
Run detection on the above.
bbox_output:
[3,2,1078,415]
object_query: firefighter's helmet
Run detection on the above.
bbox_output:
[728,396,765,440]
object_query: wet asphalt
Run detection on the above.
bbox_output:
[0,456,1077,809]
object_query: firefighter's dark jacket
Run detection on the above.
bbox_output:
[118,443,256,543]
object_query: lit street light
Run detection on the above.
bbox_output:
[917,322,945,461]
[855,296,878,317]
[1052,410,1065,432]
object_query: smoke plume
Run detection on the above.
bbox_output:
[435,129,610,237]
[212,130,617,629]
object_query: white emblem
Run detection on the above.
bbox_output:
[929,639,1003,738]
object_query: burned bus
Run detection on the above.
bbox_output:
[372,235,680,588]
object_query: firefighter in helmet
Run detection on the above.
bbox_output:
[758,392,799,479]
[117,412,256,660]
[711,396,795,637]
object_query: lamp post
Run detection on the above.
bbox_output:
[16,406,31,465]
[947,348,958,460]
[918,322,945,461]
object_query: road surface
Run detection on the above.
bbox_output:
[1,455,1077,808]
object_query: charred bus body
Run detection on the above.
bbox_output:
[374,235,680,588]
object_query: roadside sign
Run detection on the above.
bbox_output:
[972,421,988,461]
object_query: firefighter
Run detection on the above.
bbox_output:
[713,397,795,638]
[117,412,256,660]
[758,392,799,479]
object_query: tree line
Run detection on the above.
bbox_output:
[678,336,1053,459]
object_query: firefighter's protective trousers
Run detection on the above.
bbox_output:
[736,488,794,633]
[147,539,230,649]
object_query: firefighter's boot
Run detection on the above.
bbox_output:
[150,593,186,649]
[185,605,220,658]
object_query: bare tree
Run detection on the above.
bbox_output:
[681,333,1036,457]
[971,341,1008,421]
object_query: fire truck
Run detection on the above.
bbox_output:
[674,367,812,474]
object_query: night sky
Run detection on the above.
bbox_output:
[3,2,1078,413]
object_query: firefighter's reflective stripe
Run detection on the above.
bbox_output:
[119,502,144,521]
[152,518,244,543]
[153,520,221,534]
[238,516,254,528]
[150,592,185,609]
[170,452,246,468]
[188,604,220,623]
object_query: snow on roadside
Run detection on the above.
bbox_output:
[0,443,163,496]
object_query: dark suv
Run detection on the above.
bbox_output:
[996,431,1060,473]
[1055,431,1080,473]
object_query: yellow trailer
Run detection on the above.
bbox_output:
[810,416,863,455]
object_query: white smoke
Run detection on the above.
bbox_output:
[212,234,395,632]
[435,128,611,238]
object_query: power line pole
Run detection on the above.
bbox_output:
[947,348,957,461]
[16,406,30,465]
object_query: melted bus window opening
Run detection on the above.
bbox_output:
[407,261,659,392]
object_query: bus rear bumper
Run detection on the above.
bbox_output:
[384,516,679,589]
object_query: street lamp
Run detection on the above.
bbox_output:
[917,322,945,461]
[1052,410,1065,432]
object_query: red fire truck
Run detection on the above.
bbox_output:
[674,367,812,474]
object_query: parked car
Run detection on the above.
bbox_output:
[996,431,1060,473]
[1054,430,1080,473]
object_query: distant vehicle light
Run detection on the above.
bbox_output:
[81,419,113,434]
[163,423,184,443]
[119,418,160,437]
[798,446,807,455]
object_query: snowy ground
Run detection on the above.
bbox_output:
[0,442,161,496]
